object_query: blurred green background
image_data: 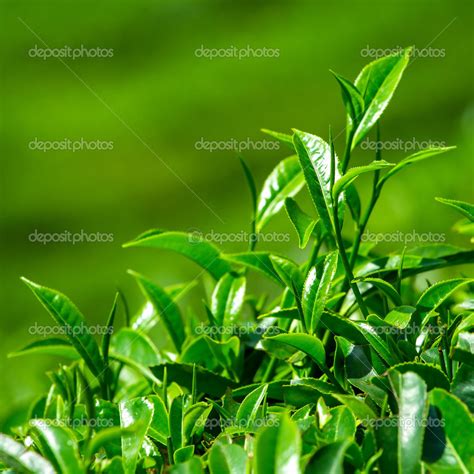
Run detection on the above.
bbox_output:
[1,0,473,425]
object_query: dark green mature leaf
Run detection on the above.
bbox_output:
[436,197,474,222]
[452,332,474,365]
[292,130,339,241]
[305,439,351,474]
[21,278,105,380]
[123,230,231,280]
[151,363,237,397]
[265,333,326,370]
[209,442,247,474]
[355,277,402,306]
[119,397,154,474]
[320,311,367,344]
[356,322,399,366]
[254,415,301,474]
[320,406,356,443]
[388,363,450,392]
[0,434,55,474]
[284,198,317,248]
[377,148,454,188]
[29,420,83,474]
[352,47,411,148]
[387,371,428,474]
[255,155,304,231]
[128,270,185,351]
[426,389,474,473]
[332,160,393,198]
[416,278,474,323]
[223,252,283,285]
[211,273,246,328]
[451,364,474,413]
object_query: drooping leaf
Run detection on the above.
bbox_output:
[8,338,78,360]
[332,160,394,199]
[123,230,231,280]
[436,197,474,222]
[223,252,283,285]
[376,148,454,188]
[261,128,294,148]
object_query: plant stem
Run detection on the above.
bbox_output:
[332,201,369,317]
[341,128,354,173]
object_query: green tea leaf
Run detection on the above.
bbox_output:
[305,439,351,474]
[223,252,283,285]
[211,273,246,328]
[377,148,454,188]
[123,230,231,280]
[436,197,474,222]
[209,442,247,474]
[8,338,78,360]
[119,397,154,474]
[333,160,393,199]
[352,48,411,148]
[0,434,55,474]
[128,270,185,351]
[256,155,304,231]
[21,278,104,380]
[147,395,170,445]
[236,384,268,428]
[110,328,161,366]
[254,415,301,474]
[29,420,83,474]
[284,198,317,248]
[292,130,339,241]
[331,71,364,130]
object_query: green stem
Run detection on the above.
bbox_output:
[333,201,369,318]
[341,128,354,173]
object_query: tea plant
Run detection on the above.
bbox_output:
[1,47,473,473]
